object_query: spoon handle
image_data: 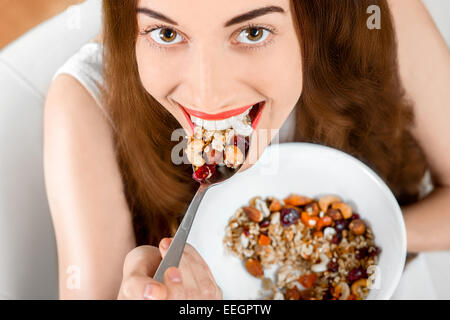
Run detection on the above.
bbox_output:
[153,183,209,283]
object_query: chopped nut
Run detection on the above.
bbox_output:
[327,208,343,220]
[318,195,341,212]
[249,196,262,207]
[331,202,353,219]
[351,278,368,298]
[243,206,263,222]
[349,219,366,235]
[255,198,271,218]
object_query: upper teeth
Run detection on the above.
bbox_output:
[190,105,254,131]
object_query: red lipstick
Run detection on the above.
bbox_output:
[180,104,254,120]
[178,101,265,133]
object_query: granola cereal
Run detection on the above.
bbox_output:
[184,102,264,183]
[223,194,381,300]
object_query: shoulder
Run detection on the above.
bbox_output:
[44,74,136,299]
[45,73,109,135]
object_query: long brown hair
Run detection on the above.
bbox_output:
[100,0,429,246]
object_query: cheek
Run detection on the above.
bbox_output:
[258,42,303,115]
[135,42,176,99]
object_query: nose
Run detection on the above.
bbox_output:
[184,43,232,112]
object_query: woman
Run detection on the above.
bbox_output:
[44,0,450,299]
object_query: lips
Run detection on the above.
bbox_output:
[179,101,265,132]
[182,104,254,120]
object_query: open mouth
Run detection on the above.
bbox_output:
[181,101,265,183]
[180,101,265,132]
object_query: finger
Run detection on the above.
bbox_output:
[158,237,173,258]
[159,238,199,293]
[183,244,215,280]
[118,275,168,300]
[163,267,186,300]
[123,245,162,278]
[182,244,221,299]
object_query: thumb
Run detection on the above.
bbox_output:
[159,237,174,258]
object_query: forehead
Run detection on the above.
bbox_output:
[137,0,291,29]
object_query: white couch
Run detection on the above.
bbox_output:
[0,0,102,299]
[0,0,448,299]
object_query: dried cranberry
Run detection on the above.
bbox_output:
[331,232,342,244]
[348,267,368,282]
[369,246,381,257]
[327,260,339,272]
[259,219,270,228]
[232,135,250,154]
[192,164,216,183]
[334,219,347,232]
[355,247,369,260]
[243,227,249,237]
[280,208,300,227]
[350,213,360,220]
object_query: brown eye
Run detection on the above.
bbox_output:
[159,28,177,42]
[245,27,263,41]
[147,26,184,45]
[236,26,271,45]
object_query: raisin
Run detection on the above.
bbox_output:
[327,260,339,272]
[331,232,342,244]
[334,219,347,232]
[350,213,360,220]
[348,267,368,282]
[369,246,381,257]
[280,207,300,227]
[259,219,270,228]
[355,247,369,260]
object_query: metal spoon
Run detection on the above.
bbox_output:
[153,155,249,282]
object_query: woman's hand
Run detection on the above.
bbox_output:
[117,238,222,300]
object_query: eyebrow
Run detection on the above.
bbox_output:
[136,5,285,27]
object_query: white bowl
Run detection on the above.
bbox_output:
[187,142,406,300]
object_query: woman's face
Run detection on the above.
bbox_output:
[136,0,302,171]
